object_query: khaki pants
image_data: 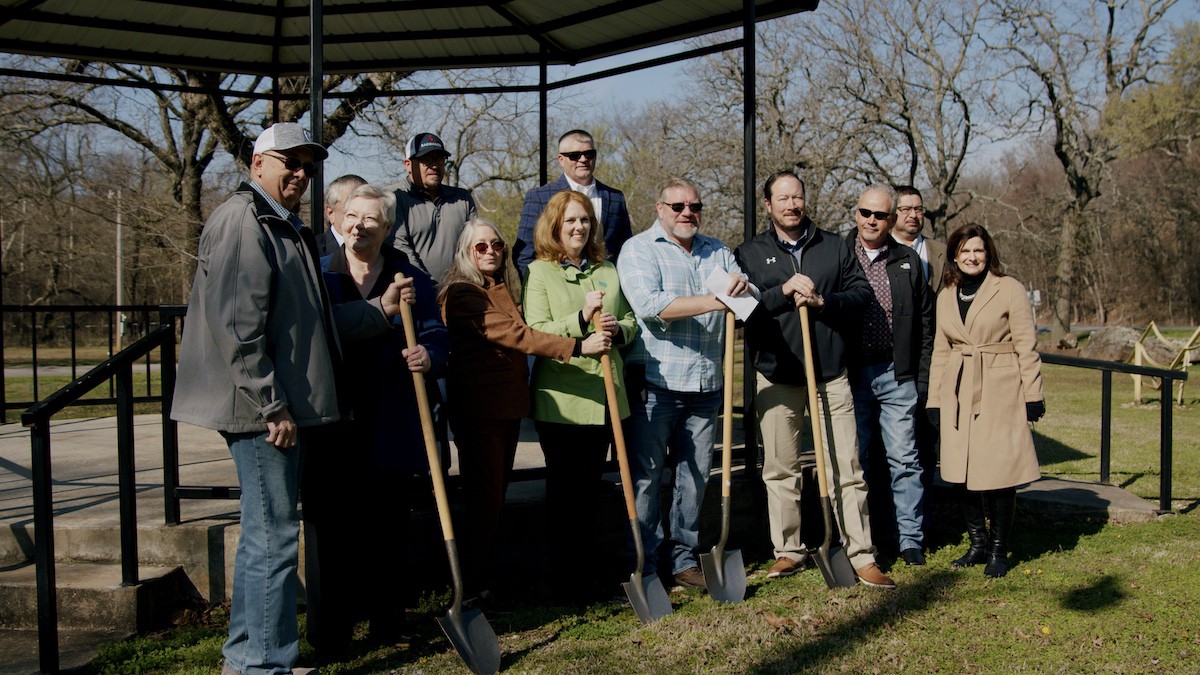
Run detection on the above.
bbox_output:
[756,371,876,568]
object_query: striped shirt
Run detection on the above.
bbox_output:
[617,220,749,393]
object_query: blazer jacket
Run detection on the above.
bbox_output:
[926,237,948,294]
[513,175,633,277]
[927,273,1044,490]
[441,278,575,420]
[523,259,638,425]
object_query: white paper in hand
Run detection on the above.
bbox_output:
[704,268,759,321]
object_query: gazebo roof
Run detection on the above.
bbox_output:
[0,0,818,76]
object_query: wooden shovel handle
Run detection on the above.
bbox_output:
[593,315,639,520]
[798,305,834,501]
[721,310,735,498]
[395,272,455,543]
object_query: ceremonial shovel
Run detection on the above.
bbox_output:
[699,310,747,603]
[397,273,501,674]
[798,305,858,589]
[595,315,673,624]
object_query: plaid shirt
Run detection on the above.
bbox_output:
[246,180,302,229]
[618,220,749,393]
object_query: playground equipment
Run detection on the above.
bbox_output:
[1129,322,1200,405]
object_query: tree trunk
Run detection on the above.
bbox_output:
[1049,204,1083,344]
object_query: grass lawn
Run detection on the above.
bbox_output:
[77,356,1200,673]
[3,372,164,421]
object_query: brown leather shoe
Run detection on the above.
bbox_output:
[854,563,896,589]
[673,566,706,589]
[767,556,805,578]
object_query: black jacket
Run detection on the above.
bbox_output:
[844,233,935,389]
[735,222,872,385]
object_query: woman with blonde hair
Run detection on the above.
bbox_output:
[926,223,1046,578]
[524,190,638,600]
[439,218,609,601]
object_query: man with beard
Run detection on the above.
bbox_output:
[891,186,946,293]
[388,132,477,287]
[618,176,756,591]
[734,171,894,588]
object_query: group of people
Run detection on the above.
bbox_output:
[172,122,1046,675]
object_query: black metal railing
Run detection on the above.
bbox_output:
[1039,352,1188,512]
[1,304,179,421]
[19,313,181,675]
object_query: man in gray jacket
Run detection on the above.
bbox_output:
[387,132,477,286]
[172,122,406,675]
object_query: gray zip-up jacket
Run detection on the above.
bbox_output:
[385,178,477,286]
[172,183,342,432]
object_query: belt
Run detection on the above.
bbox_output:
[951,341,1016,429]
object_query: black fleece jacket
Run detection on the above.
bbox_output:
[734,221,871,385]
[842,232,935,390]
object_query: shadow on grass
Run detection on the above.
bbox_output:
[746,570,962,673]
[1059,574,1126,612]
[1012,512,1104,565]
[1033,430,1092,467]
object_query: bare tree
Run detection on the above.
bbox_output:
[2,59,407,299]
[987,0,1179,341]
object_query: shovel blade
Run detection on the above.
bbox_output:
[437,607,501,675]
[812,544,858,589]
[699,547,747,604]
[622,573,673,624]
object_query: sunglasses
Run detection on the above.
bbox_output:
[857,207,891,220]
[663,202,704,213]
[263,152,317,175]
[559,150,597,161]
[473,241,507,255]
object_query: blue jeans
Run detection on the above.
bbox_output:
[850,361,925,551]
[221,431,303,675]
[629,384,721,576]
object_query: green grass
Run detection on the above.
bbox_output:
[78,358,1200,673]
[3,372,164,421]
[4,345,140,368]
[85,515,1200,673]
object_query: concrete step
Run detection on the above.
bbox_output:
[0,562,200,632]
[1,520,242,606]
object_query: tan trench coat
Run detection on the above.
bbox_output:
[927,273,1044,490]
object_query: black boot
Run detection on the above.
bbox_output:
[952,490,988,568]
[983,488,1016,578]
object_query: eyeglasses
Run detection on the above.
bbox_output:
[663,202,704,213]
[896,206,925,215]
[559,150,597,161]
[473,241,507,255]
[263,152,317,175]
[857,208,891,220]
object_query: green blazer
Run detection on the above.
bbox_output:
[523,259,638,425]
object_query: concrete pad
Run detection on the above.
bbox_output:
[1018,476,1161,523]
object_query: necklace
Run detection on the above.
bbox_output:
[958,288,977,302]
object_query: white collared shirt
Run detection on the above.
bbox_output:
[565,175,603,233]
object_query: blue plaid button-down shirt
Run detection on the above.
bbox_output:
[617,220,750,393]
[248,181,304,230]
